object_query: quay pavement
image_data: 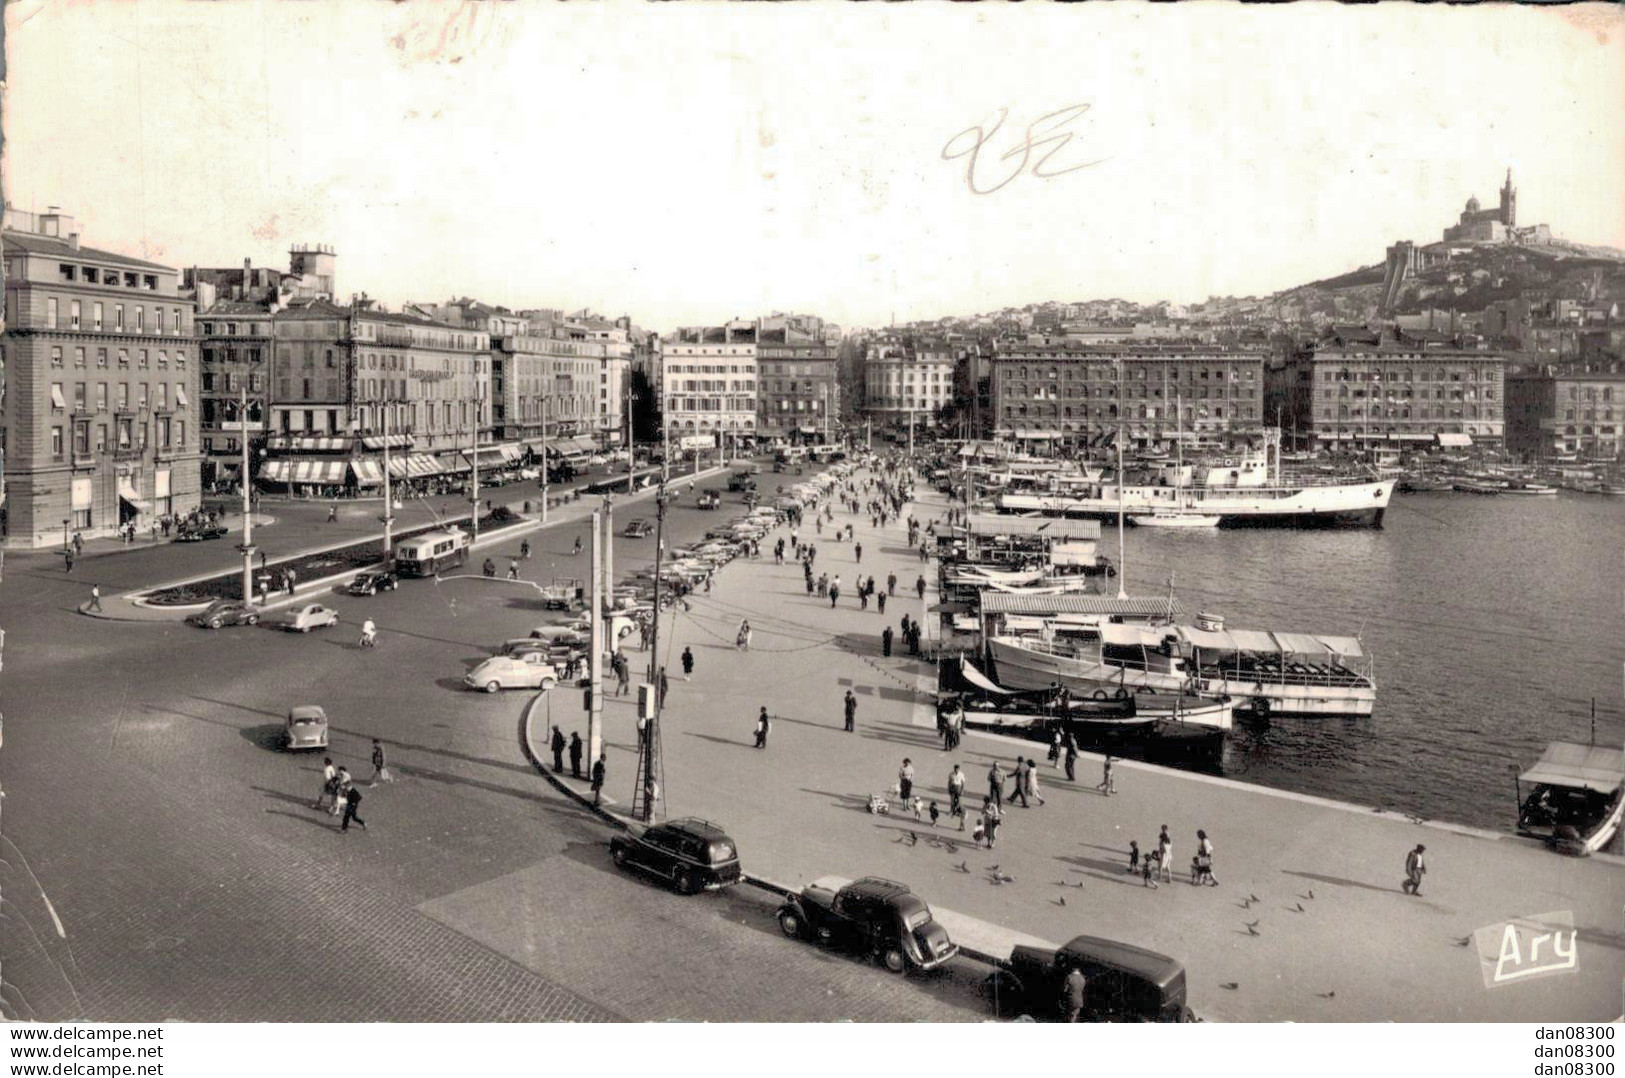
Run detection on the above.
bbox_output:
[536,465,1625,1023]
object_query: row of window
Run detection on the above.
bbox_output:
[1003,403,1254,420]
[201,372,266,393]
[1324,387,1491,401]
[45,297,186,335]
[1000,365,1258,381]
[1563,409,1617,421]
[1321,407,1484,421]
[199,321,268,336]
[666,398,757,413]
[1319,368,1496,384]
[759,363,831,376]
[665,364,753,374]
[51,417,186,458]
[50,380,190,413]
[49,345,189,371]
[58,263,160,290]
[1566,386,1617,401]
[673,380,758,393]
[1005,385,1254,400]
[770,400,825,412]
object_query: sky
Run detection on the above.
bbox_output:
[5,2,1623,333]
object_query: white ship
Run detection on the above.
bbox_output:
[988,612,1376,718]
[995,433,1394,528]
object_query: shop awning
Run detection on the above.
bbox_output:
[267,435,350,453]
[1519,743,1624,795]
[1436,432,1473,448]
[261,457,347,484]
[350,459,385,486]
[464,446,516,469]
[117,477,150,512]
[386,453,443,479]
[360,433,414,451]
[438,453,472,475]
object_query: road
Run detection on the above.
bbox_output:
[0,461,986,1021]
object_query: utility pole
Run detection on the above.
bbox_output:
[626,372,636,495]
[381,404,395,558]
[634,483,668,822]
[238,386,257,604]
[469,400,481,543]
[540,397,550,525]
[589,509,605,766]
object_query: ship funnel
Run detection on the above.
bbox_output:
[1195,611,1225,632]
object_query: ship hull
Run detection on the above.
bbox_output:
[998,479,1393,529]
[989,637,1376,718]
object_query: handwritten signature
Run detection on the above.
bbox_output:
[941,104,1107,196]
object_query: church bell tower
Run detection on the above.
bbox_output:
[1499,168,1516,228]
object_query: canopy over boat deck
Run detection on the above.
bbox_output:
[962,513,1101,541]
[1519,743,1625,795]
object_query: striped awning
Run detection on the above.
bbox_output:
[360,433,415,451]
[267,435,350,453]
[350,459,385,486]
[261,458,347,483]
[386,454,443,479]
[464,444,524,469]
[438,452,473,475]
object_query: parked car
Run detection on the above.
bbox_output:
[284,705,330,751]
[777,876,959,973]
[517,467,541,481]
[984,935,1194,1023]
[609,818,742,895]
[347,570,400,596]
[280,603,341,633]
[186,599,260,630]
[464,651,561,693]
[696,490,721,510]
[727,471,757,492]
[623,519,654,539]
[176,521,229,542]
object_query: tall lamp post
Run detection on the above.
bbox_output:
[235,387,261,604]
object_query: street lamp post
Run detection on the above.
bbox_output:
[238,387,258,604]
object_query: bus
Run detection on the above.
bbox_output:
[394,528,470,577]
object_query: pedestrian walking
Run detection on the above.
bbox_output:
[984,798,1002,849]
[843,689,857,732]
[916,575,927,600]
[328,503,339,522]
[948,764,966,828]
[1009,757,1030,808]
[1141,847,1159,889]
[1126,840,1141,875]
[591,753,607,806]
[1194,829,1217,886]
[314,757,337,810]
[508,559,520,580]
[987,761,1005,808]
[520,538,531,559]
[569,731,584,778]
[369,739,394,785]
[614,654,630,696]
[881,626,893,657]
[550,726,566,772]
[829,581,840,608]
[87,584,101,611]
[681,646,695,679]
[754,707,770,749]
[482,558,496,578]
[854,541,863,564]
[1097,755,1117,795]
[1061,967,1088,1023]
[887,572,897,597]
[658,667,670,709]
[331,767,352,816]
[1064,735,1079,782]
[1401,844,1427,896]
[286,567,297,595]
[736,619,751,650]
[876,590,887,615]
[573,535,583,556]
[1026,757,1047,805]
[73,532,84,555]
[339,784,367,832]
[1157,825,1174,884]
[898,758,915,802]
[1048,729,1063,769]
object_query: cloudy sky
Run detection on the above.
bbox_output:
[5,2,1622,331]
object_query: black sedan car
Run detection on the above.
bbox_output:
[984,934,1193,1022]
[777,876,958,973]
[347,570,400,596]
[176,521,229,542]
[185,599,261,630]
[609,818,741,895]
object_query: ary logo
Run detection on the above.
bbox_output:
[1474,910,1577,988]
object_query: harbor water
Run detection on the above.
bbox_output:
[1109,490,1625,833]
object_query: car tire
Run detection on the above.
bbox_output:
[980,972,1024,1018]
[208,619,222,629]
[881,947,907,974]
[245,615,259,626]
[611,844,630,868]
[301,626,310,633]
[672,868,697,896]
[485,681,501,694]
[777,910,803,939]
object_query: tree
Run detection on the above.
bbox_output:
[630,367,662,444]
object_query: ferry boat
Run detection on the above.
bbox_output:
[988,612,1375,717]
[994,432,1393,528]
[1516,742,1625,856]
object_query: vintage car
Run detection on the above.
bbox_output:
[464,651,561,693]
[175,521,229,542]
[622,519,654,539]
[284,705,330,751]
[279,603,341,633]
[727,471,757,492]
[777,876,959,973]
[346,570,400,596]
[696,490,721,510]
[984,935,1194,1023]
[185,599,261,630]
[609,818,742,895]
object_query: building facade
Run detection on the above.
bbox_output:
[197,301,273,488]
[862,343,954,425]
[1,208,201,548]
[990,345,1268,445]
[660,332,758,450]
[757,339,837,442]
[1269,344,1506,449]
[1504,367,1623,460]
[491,330,604,444]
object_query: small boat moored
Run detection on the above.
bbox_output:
[1516,742,1625,856]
